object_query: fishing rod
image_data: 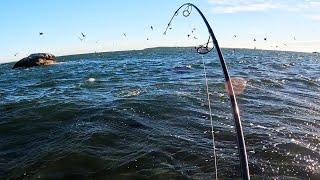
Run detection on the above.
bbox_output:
[164,3,250,180]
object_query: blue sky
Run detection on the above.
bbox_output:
[1,0,320,62]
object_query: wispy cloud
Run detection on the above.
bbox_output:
[208,0,320,16]
[208,0,285,13]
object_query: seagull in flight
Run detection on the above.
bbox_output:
[150,26,154,31]
[14,53,18,57]
[39,32,44,36]
[123,33,127,37]
[78,32,86,42]
[78,37,84,42]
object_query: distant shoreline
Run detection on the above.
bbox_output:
[1,46,318,65]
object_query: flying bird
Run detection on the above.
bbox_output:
[193,36,198,40]
[39,32,44,36]
[150,26,154,31]
[191,28,196,33]
[187,34,190,38]
[253,38,257,42]
[78,32,86,42]
[14,53,18,57]
[264,37,267,41]
[123,33,127,37]
[233,35,237,38]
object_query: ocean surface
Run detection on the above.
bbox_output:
[0,47,319,179]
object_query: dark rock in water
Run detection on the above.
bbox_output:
[12,53,56,69]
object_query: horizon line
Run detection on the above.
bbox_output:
[1,46,318,65]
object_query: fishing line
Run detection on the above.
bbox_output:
[164,3,250,180]
[201,55,218,180]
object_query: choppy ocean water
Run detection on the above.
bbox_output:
[0,47,319,179]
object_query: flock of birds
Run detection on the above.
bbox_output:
[122,26,154,40]
[13,25,307,57]
[242,35,296,49]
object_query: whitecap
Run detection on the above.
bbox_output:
[87,78,96,82]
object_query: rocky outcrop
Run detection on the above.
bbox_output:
[12,53,56,69]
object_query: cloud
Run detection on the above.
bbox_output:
[208,0,285,13]
[208,0,320,14]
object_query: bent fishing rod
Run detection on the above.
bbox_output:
[164,3,250,180]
